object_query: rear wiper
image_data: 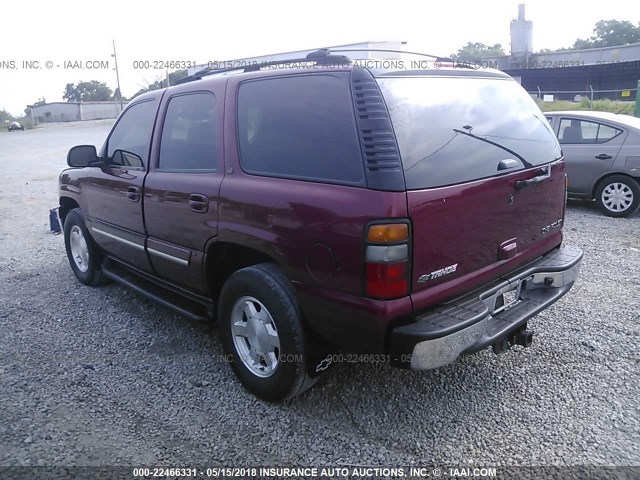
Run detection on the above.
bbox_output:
[453,128,533,169]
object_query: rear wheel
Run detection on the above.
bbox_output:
[63,208,107,286]
[218,263,317,401]
[595,175,640,217]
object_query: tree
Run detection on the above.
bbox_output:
[452,42,506,62]
[0,109,13,124]
[571,19,640,49]
[131,69,188,99]
[63,81,113,102]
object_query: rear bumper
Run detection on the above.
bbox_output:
[388,245,583,369]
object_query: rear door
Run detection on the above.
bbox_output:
[143,86,224,294]
[556,116,625,194]
[377,74,566,308]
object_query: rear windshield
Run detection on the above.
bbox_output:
[377,76,562,189]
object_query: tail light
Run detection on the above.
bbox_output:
[364,222,410,299]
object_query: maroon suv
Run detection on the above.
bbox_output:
[58,51,583,401]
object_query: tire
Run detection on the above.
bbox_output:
[63,208,107,286]
[218,263,318,401]
[595,175,640,217]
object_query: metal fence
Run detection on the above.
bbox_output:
[527,86,638,104]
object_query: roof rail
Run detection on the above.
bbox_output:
[175,50,351,85]
[175,47,475,85]
[329,48,477,69]
[329,48,454,62]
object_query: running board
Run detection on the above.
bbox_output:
[101,262,212,322]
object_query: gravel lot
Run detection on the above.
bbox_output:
[0,123,638,470]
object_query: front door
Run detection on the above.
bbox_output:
[83,95,161,272]
[143,89,223,294]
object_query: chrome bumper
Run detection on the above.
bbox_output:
[389,245,583,370]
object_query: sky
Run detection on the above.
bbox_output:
[1,0,639,116]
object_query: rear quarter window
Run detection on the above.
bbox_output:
[377,76,562,189]
[237,74,365,185]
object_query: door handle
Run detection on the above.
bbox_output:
[189,193,209,213]
[127,186,140,201]
[515,165,551,192]
[595,154,613,160]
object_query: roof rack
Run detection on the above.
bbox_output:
[175,50,351,85]
[329,48,455,63]
[175,47,473,85]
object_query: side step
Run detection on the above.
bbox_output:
[101,261,213,322]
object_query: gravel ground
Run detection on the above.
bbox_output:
[0,124,638,470]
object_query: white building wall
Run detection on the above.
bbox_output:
[30,102,126,123]
[80,102,125,121]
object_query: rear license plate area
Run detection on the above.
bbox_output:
[487,277,529,315]
[501,290,519,311]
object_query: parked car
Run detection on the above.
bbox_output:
[545,111,640,217]
[58,51,583,401]
[8,121,24,132]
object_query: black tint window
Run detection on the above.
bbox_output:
[111,150,144,168]
[558,118,621,144]
[107,100,157,164]
[378,76,562,189]
[237,75,364,184]
[159,93,217,171]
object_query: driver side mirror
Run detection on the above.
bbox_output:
[67,145,99,167]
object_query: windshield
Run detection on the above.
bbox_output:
[377,76,562,189]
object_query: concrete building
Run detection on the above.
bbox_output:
[27,101,126,124]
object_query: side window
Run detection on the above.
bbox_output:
[558,118,621,144]
[106,100,157,165]
[237,75,364,185]
[159,93,217,171]
[111,150,144,169]
[596,124,620,143]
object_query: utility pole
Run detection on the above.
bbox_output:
[112,40,124,111]
[166,69,171,88]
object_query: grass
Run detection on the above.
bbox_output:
[537,98,637,115]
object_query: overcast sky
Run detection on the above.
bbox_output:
[1,0,639,116]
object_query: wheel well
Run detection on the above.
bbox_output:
[59,197,80,224]
[592,173,640,197]
[205,242,280,299]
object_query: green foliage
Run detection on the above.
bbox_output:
[63,81,113,102]
[452,42,506,62]
[131,69,188,99]
[15,115,33,129]
[578,20,640,48]
[113,88,127,102]
[537,98,635,115]
[544,19,640,52]
[0,109,13,124]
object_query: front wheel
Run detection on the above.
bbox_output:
[595,175,640,217]
[218,264,318,401]
[63,208,107,286]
